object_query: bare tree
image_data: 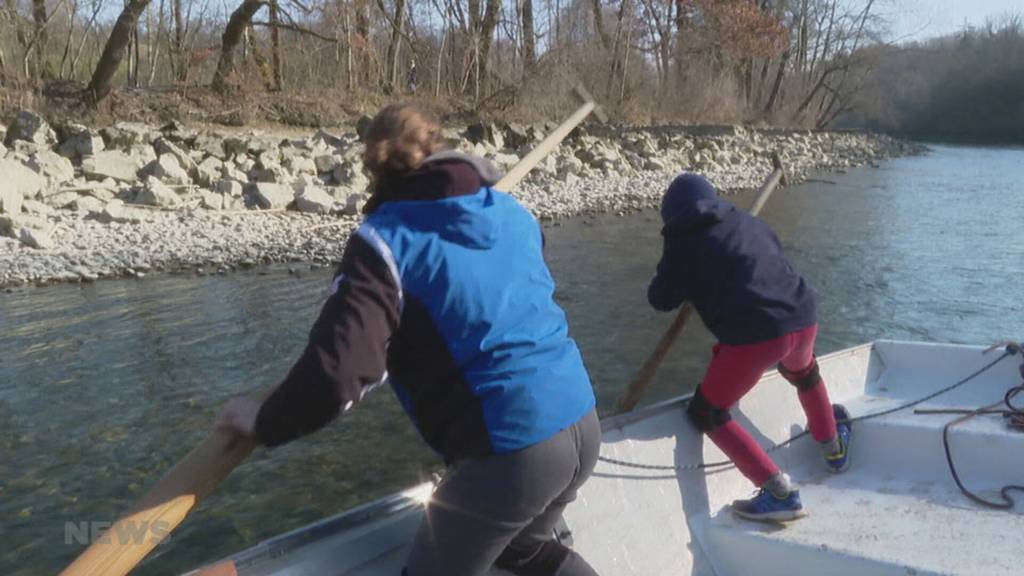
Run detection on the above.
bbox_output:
[212,0,266,91]
[590,0,609,49]
[31,0,49,78]
[476,0,498,82]
[520,0,535,69]
[269,0,282,89]
[85,0,151,103]
[172,0,186,81]
[384,0,405,90]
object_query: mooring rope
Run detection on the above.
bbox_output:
[941,341,1024,509]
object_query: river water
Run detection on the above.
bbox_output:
[2,145,1022,575]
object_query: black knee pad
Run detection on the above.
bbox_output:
[495,540,571,576]
[778,357,821,391]
[686,388,732,432]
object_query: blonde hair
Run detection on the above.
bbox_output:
[362,104,445,186]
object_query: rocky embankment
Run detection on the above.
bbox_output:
[0,111,924,288]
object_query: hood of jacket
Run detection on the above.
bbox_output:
[660,172,736,236]
[371,152,505,249]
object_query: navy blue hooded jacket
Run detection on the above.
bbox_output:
[648,173,817,345]
[254,153,595,462]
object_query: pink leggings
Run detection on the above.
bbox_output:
[699,324,836,486]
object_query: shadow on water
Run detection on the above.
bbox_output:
[1,144,1022,575]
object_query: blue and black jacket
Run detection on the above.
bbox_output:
[254,153,596,461]
[648,173,817,345]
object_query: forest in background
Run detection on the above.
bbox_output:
[0,0,1021,142]
[850,16,1024,143]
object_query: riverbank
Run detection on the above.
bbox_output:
[0,113,925,288]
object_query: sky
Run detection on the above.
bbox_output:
[882,0,1023,43]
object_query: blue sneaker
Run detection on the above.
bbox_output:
[825,404,853,473]
[732,488,808,522]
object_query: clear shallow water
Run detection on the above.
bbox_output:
[2,145,1022,575]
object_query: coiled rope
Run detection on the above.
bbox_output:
[941,342,1024,509]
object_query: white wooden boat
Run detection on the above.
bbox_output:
[184,340,1024,576]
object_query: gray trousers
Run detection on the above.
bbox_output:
[405,409,601,576]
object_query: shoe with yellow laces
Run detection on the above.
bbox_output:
[825,404,852,473]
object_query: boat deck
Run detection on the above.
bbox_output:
[187,341,1024,576]
[567,341,1024,576]
[705,390,1024,576]
[709,469,1024,576]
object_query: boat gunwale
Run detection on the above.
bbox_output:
[189,341,884,574]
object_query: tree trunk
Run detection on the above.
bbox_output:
[5,0,29,57]
[521,0,535,69]
[248,26,276,88]
[59,0,77,79]
[345,5,353,90]
[354,0,370,83]
[435,28,445,97]
[763,48,790,115]
[607,0,632,98]
[0,43,8,85]
[620,14,635,101]
[672,0,688,82]
[384,0,405,90]
[590,0,610,50]
[173,0,187,82]
[211,0,265,91]
[31,0,49,79]
[796,0,808,72]
[85,0,152,104]
[132,20,141,87]
[476,0,499,84]
[269,0,282,89]
[468,0,480,32]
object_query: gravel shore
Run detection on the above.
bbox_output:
[0,114,925,288]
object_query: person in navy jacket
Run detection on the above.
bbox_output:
[217,104,600,575]
[649,172,852,522]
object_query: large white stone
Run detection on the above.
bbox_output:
[251,182,293,210]
[252,157,293,184]
[57,123,105,158]
[4,110,56,147]
[69,195,106,213]
[284,155,317,176]
[100,199,126,222]
[19,223,56,249]
[22,199,53,215]
[490,152,520,171]
[332,163,369,191]
[314,154,343,173]
[101,122,157,149]
[82,151,142,183]
[27,150,75,185]
[196,157,224,187]
[134,176,180,207]
[294,185,335,214]
[154,137,199,176]
[343,192,368,216]
[0,158,46,213]
[216,179,244,197]
[142,154,191,186]
[200,190,225,211]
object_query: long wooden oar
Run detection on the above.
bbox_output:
[614,152,786,414]
[59,91,605,576]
